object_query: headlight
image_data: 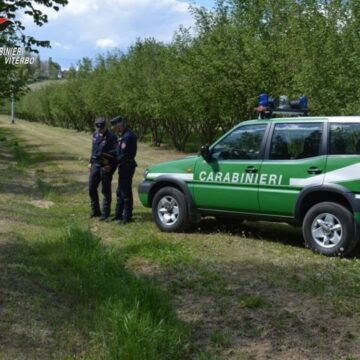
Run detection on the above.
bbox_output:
[143,169,149,180]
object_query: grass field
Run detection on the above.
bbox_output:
[1,115,360,359]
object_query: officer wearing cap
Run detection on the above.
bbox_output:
[110,116,137,224]
[88,117,118,220]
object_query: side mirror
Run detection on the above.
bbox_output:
[200,145,212,161]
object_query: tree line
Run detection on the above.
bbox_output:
[16,0,360,150]
[27,56,63,82]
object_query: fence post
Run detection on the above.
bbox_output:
[11,92,15,124]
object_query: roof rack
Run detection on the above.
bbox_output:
[255,106,309,120]
[255,94,309,119]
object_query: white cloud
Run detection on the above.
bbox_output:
[53,41,73,50]
[66,0,100,15]
[96,38,119,48]
[19,0,196,67]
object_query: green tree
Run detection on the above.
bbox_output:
[18,0,360,150]
[0,0,68,97]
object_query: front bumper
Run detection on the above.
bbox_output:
[138,180,153,207]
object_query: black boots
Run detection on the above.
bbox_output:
[91,213,132,224]
[99,215,110,221]
[119,218,131,225]
[110,215,132,225]
[110,215,122,222]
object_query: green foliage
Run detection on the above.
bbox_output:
[0,0,67,98]
[27,56,63,82]
[0,0,68,50]
[16,0,360,149]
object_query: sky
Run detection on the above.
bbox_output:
[20,0,214,69]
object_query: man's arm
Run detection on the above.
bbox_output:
[88,133,95,170]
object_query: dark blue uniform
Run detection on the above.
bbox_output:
[115,128,137,221]
[89,129,117,217]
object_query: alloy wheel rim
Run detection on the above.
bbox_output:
[311,213,343,249]
[157,195,179,226]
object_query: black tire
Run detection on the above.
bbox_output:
[302,202,356,256]
[152,187,191,232]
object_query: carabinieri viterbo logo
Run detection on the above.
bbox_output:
[0,17,13,32]
[0,17,35,65]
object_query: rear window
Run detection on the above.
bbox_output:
[269,123,323,160]
[330,123,360,155]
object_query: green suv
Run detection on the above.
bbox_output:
[138,117,360,256]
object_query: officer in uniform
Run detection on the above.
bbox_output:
[88,117,118,220]
[110,116,138,224]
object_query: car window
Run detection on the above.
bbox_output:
[212,124,267,161]
[269,123,323,160]
[330,123,360,155]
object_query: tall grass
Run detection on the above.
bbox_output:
[21,226,191,359]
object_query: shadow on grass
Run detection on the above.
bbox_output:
[193,217,304,249]
[133,211,304,250]
[195,218,360,258]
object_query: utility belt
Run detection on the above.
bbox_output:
[118,158,137,168]
[92,153,115,167]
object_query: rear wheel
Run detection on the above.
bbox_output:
[302,202,356,256]
[152,187,191,232]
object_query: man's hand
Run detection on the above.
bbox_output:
[88,163,92,171]
[102,165,112,172]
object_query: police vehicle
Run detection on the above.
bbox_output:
[138,94,360,256]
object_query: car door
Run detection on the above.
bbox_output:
[259,121,327,216]
[193,123,268,213]
[325,122,360,192]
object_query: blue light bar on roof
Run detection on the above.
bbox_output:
[256,93,309,119]
[300,96,308,109]
[259,93,269,107]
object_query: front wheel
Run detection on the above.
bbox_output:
[152,187,191,232]
[302,202,356,256]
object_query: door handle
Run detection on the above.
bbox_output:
[245,166,258,174]
[307,167,322,175]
